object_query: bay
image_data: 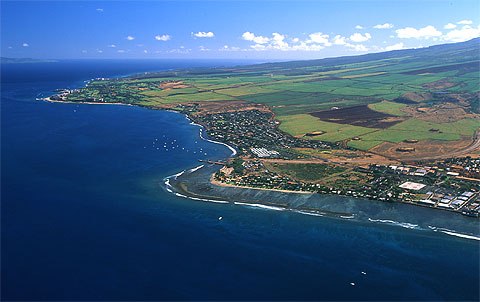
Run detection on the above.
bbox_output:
[2,60,479,301]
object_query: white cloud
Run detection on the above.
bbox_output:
[136,44,144,47]
[250,44,267,51]
[355,25,364,29]
[97,49,103,53]
[242,32,270,44]
[8,46,12,49]
[457,20,472,25]
[220,45,241,51]
[271,33,290,50]
[333,35,347,45]
[307,32,331,46]
[350,32,371,42]
[193,31,215,38]
[396,25,442,39]
[444,23,457,29]
[81,50,87,54]
[143,50,148,53]
[199,45,210,51]
[96,8,103,12]
[442,25,480,42]
[126,36,135,40]
[291,42,325,51]
[373,23,394,29]
[117,49,126,53]
[385,42,404,51]
[168,48,191,54]
[108,44,116,48]
[155,34,171,41]
[22,43,29,47]
[242,31,369,52]
[332,35,367,51]
[351,44,368,51]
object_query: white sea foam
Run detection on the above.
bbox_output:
[173,170,185,179]
[234,202,284,211]
[187,196,229,204]
[294,210,324,217]
[188,164,204,173]
[340,215,355,219]
[428,226,480,241]
[368,218,420,229]
[198,128,237,156]
[440,231,480,241]
[174,192,188,198]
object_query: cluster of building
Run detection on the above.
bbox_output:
[250,148,280,158]
[215,157,480,217]
[194,109,330,159]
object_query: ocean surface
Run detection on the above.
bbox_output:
[2,59,479,301]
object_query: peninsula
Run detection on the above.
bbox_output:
[47,38,480,217]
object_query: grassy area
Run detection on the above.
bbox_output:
[368,101,407,116]
[277,114,377,142]
[60,39,479,154]
[389,118,480,136]
[265,162,347,182]
[347,139,384,150]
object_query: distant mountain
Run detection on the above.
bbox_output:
[1,57,57,64]
[257,38,480,69]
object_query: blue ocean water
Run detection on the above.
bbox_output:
[2,60,479,301]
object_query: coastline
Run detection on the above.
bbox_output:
[168,163,480,240]
[43,96,134,106]
[210,173,313,194]
[45,94,479,218]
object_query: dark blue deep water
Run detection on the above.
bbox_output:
[2,60,479,301]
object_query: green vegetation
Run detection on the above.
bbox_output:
[347,139,384,150]
[55,38,479,151]
[266,163,347,182]
[277,114,376,142]
[368,101,407,116]
[389,118,480,136]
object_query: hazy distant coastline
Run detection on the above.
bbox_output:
[1,57,57,64]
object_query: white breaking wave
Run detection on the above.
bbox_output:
[186,196,228,204]
[198,128,237,156]
[368,218,420,230]
[440,231,480,241]
[234,202,284,211]
[188,165,204,173]
[294,210,324,217]
[428,226,480,241]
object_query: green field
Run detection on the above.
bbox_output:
[368,101,407,116]
[277,114,377,142]
[61,38,480,151]
[265,163,347,182]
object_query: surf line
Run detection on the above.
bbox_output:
[198,127,237,156]
[183,114,237,157]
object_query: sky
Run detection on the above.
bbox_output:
[1,0,479,60]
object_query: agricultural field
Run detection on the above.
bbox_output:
[57,38,480,160]
[264,162,347,182]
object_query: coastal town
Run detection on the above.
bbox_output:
[48,87,480,217]
[188,108,480,217]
